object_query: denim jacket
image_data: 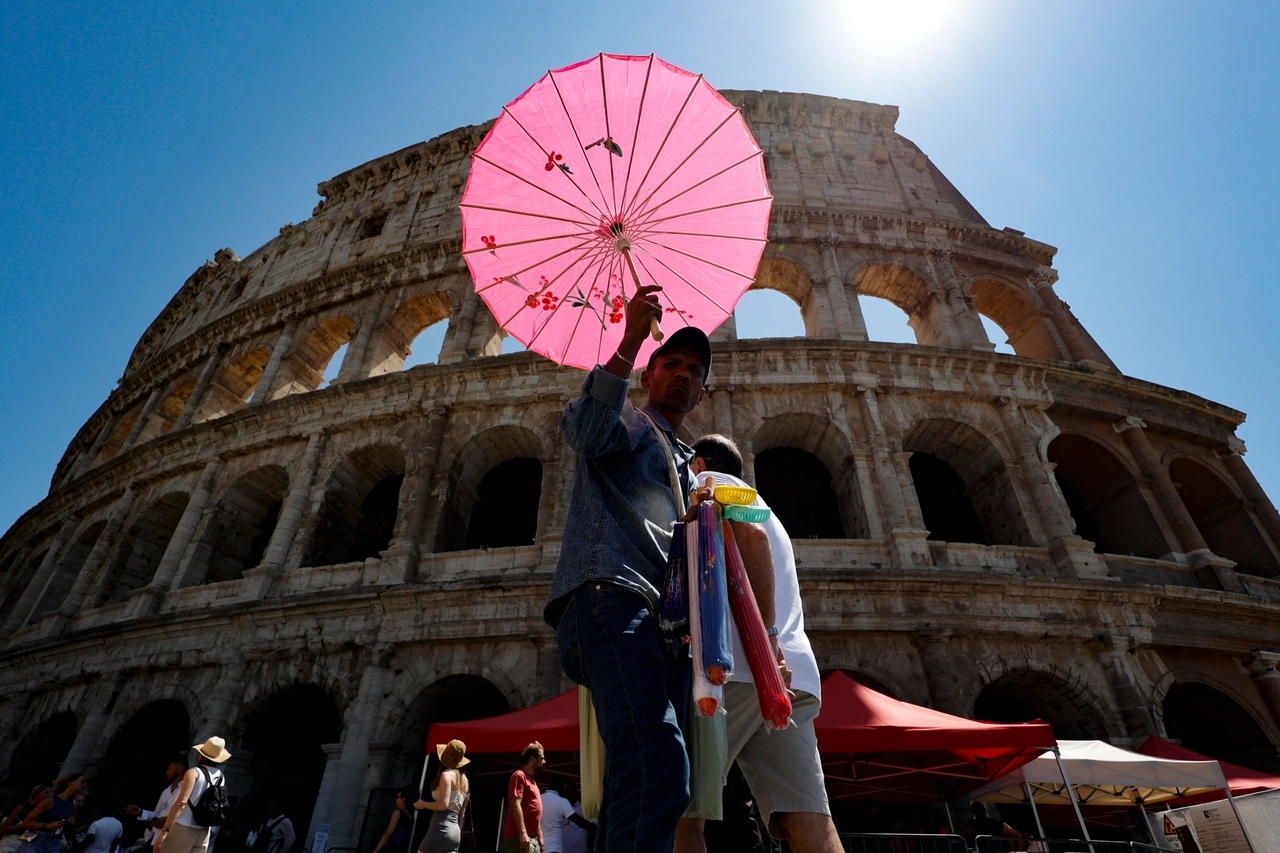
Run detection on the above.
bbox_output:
[544,366,694,627]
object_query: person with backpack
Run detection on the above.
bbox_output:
[252,802,294,853]
[153,737,232,853]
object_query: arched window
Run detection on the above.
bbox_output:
[978,315,1016,355]
[464,458,543,549]
[266,317,357,399]
[734,289,805,339]
[755,448,844,539]
[153,377,197,435]
[29,521,107,624]
[971,278,1063,361]
[97,492,189,606]
[321,342,348,386]
[1048,434,1169,559]
[1169,458,1279,577]
[307,445,406,566]
[1,712,78,793]
[856,264,948,347]
[859,294,917,345]
[195,348,270,423]
[1163,682,1280,772]
[369,293,452,376]
[181,467,289,586]
[749,258,824,337]
[403,320,448,368]
[908,453,987,545]
[974,670,1112,739]
[93,700,191,814]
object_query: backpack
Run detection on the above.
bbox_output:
[189,767,230,827]
[252,817,284,853]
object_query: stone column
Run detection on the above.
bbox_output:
[819,241,866,341]
[854,386,931,568]
[1115,417,1241,590]
[61,677,124,774]
[62,488,139,622]
[2,517,83,635]
[1031,270,1117,369]
[912,631,967,715]
[1244,652,1280,730]
[174,349,224,430]
[128,461,223,617]
[387,408,449,581]
[252,321,299,405]
[1218,439,1280,556]
[337,293,387,384]
[243,433,327,598]
[709,386,735,440]
[1093,637,1158,738]
[311,655,392,851]
[70,410,122,479]
[196,661,253,795]
[999,399,1108,579]
[928,248,991,351]
[439,291,480,363]
[119,389,163,453]
[0,544,35,620]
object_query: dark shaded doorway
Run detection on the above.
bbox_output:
[464,458,542,549]
[973,671,1108,740]
[909,453,987,545]
[1048,434,1168,558]
[92,700,191,818]
[1,712,78,805]
[755,448,844,539]
[1163,682,1280,773]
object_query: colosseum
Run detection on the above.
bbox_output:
[3,89,1280,845]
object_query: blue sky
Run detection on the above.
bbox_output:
[2,0,1278,534]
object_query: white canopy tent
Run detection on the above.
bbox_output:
[968,740,1256,851]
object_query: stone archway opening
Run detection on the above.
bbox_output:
[436,427,544,553]
[0,549,48,627]
[1169,458,1279,577]
[97,492,189,607]
[29,521,107,624]
[856,264,946,347]
[1048,433,1169,559]
[974,670,1111,739]
[269,317,358,399]
[238,685,343,848]
[180,466,289,586]
[904,419,1033,546]
[859,294,917,345]
[747,258,823,338]
[970,278,1061,361]
[307,444,407,567]
[92,699,191,819]
[756,449,845,539]
[733,289,806,339]
[152,377,197,436]
[195,348,270,423]
[1163,682,1280,773]
[371,292,452,375]
[2,711,78,794]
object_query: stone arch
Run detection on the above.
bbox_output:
[92,410,141,466]
[179,465,289,586]
[306,443,407,567]
[268,315,358,399]
[903,418,1034,546]
[95,491,190,607]
[151,376,198,436]
[0,549,48,627]
[1,710,78,791]
[194,347,270,423]
[747,257,825,337]
[969,276,1064,361]
[1169,456,1280,576]
[974,664,1119,739]
[752,412,865,539]
[1048,432,1169,559]
[91,699,191,813]
[435,425,545,553]
[1158,676,1280,772]
[856,263,950,347]
[369,291,453,375]
[28,520,108,625]
[236,684,344,845]
[99,682,203,750]
[385,673,511,780]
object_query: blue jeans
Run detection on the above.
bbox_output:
[557,583,691,853]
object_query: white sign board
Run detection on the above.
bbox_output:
[1189,806,1250,853]
[311,823,330,853]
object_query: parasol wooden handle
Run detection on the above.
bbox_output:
[620,244,664,342]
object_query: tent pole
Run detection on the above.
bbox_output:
[409,751,430,853]
[1025,782,1046,840]
[1223,787,1258,853]
[944,798,956,834]
[1052,746,1095,853]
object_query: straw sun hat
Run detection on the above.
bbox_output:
[191,736,233,763]
[436,740,470,769]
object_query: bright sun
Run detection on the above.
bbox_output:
[830,0,966,54]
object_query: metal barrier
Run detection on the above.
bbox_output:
[1127,844,1178,852]
[974,836,1133,853]
[840,832,968,853]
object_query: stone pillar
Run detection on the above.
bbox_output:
[70,410,122,479]
[387,408,449,581]
[1115,417,1241,590]
[709,387,735,440]
[63,488,139,621]
[61,677,124,774]
[253,321,299,405]
[197,661,253,794]
[337,293,387,384]
[174,349,224,430]
[928,248,991,351]
[1093,637,1158,738]
[128,461,223,617]
[242,433,327,597]
[912,632,967,715]
[1218,439,1280,556]
[854,386,931,568]
[999,399,1108,579]
[119,389,163,453]
[1031,270,1116,369]
[819,241,866,341]
[441,291,482,363]
[2,517,83,635]
[311,656,392,851]
[1244,652,1280,731]
[0,544,35,619]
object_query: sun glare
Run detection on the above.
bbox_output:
[829,0,966,55]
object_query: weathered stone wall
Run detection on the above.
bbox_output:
[3,91,1280,848]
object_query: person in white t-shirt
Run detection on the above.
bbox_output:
[536,779,593,853]
[674,435,842,853]
[80,814,124,853]
[128,758,187,846]
[558,781,589,853]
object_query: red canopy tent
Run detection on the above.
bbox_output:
[1136,735,1280,804]
[815,672,1057,802]
[428,687,581,754]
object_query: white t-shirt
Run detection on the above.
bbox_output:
[562,802,589,853]
[84,817,123,853]
[538,790,577,853]
[695,471,822,700]
[174,766,224,828]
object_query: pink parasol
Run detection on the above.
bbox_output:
[460,53,772,369]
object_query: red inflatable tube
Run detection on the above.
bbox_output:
[722,520,792,729]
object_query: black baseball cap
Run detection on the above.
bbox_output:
[646,326,712,377]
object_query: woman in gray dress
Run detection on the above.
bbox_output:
[414,740,470,853]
